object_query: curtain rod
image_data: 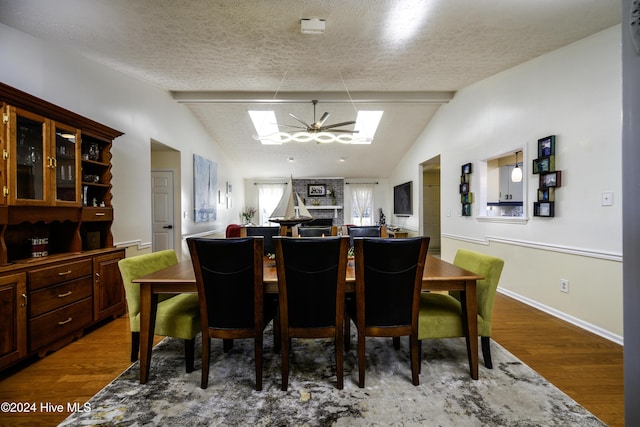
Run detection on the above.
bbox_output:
[254,182,288,185]
[345,181,378,185]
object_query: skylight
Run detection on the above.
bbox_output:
[249,109,383,145]
[352,111,384,144]
[248,110,281,145]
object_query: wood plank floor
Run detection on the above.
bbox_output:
[0,293,623,427]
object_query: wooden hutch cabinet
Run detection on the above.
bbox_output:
[0,83,126,369]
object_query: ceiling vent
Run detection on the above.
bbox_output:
[300,18,325,35]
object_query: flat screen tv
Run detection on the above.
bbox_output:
[393,181,412,216]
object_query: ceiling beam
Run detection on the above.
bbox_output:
[171,91,455,104]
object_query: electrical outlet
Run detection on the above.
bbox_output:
[560,279,569,293]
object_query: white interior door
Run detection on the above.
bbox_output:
[151,170,175,252]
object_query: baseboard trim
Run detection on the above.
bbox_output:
[498,287,623,346]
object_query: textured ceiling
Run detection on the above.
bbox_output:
[0,0,621,178]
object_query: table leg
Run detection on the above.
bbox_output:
[460,279,479,380]
[139,283,158,384]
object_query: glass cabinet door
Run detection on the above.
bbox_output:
[54,124,80,204]
[14,112,46,203]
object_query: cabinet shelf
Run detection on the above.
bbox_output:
[82,159,109,167]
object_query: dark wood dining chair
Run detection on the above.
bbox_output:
[273,235,349,391]
[345,225,388,248]
[187,236,277,390]
[242,225,283,255]
[346,236,429,387]
[294,225,338,237]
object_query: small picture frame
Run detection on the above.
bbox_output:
[459,183,469,194]
[540,171,562,188]
[462,203,472,217]
[461,193,473,204]
[533,156,555,174]
[534,201,555,217]
[538,135,556,157]
[461,163,472,175]
[307,184,326,197]
[537,187,555,202]
[460,174,469,184]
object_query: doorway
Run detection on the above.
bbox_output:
[151,170,175,251]
[421,155,441,256]
[150,140,181,256]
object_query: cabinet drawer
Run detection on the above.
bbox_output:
[29,297,92,352]
[29,276,93,318]
[82,208,113,221]
[28,260,93,291]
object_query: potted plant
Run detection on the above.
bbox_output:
[242,207,257,225]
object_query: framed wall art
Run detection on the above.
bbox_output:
[193,154,218,222]
[540,171,562,188]
[533,156,555,174]
[538,135,556,157]
[307,184,326,197]
[534,201,555,217]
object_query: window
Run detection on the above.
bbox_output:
[257,183,285,225]
[479,148,527,221]
[350,183,375,225]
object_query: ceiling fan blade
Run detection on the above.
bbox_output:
[322,120,356,129]
[323,129,359,133]
[313,112,330,128]
[280,123,307,130]
[289,113,310,128]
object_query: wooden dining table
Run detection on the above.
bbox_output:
[133,255,483,384]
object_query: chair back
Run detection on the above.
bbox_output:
[452,249,504,335]
[274,236,348,328]
[118,249,179,331]
[225,223,242,237]
[347,225,387,247]
[306,218,333,227]
[243,226,281,255]
[187,237,264,330]
[355,237,429,327]
[297,225,336,237]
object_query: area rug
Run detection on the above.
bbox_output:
[60,328,605,426]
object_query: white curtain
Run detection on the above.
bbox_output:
[258,183,285,226]
[350,183,374,225]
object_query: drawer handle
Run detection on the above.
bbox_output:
[58,270,72,276]
[58,291,72,298]
[95,212,105,216]
[58,317,73,325]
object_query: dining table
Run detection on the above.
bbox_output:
[133,255,483,384]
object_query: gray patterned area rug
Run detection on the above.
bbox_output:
[60,328,604,427]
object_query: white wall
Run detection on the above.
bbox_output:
[391,26,623,340]
[0,24,244,259]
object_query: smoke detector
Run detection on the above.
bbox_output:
[300,18,325,35]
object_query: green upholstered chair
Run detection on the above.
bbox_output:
[118,249,200,373]
[418,249,504,368]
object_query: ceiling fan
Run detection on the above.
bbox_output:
[285,100,357,134]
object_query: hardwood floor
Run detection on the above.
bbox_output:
[0,293,623,426]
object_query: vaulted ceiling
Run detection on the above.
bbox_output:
[0,0,621,178]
